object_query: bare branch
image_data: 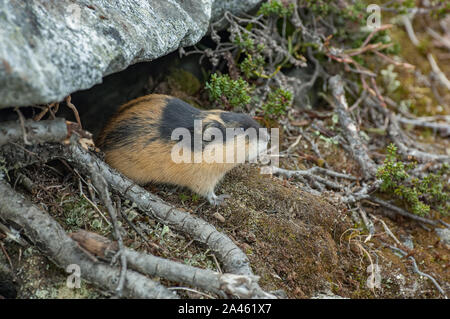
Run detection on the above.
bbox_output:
[0,118,68,146]
[89,167,128,297]
[401,15,420,46]
[427,27,450,51]
[0,178,178,299]
[389,114,450,163]
[341,180,382,204]
[66,139,256,277]
[329,75,377,179]
[71,230,275,299]
[397,116,450,137]
[427,53,450,90]
[369,196,439,226]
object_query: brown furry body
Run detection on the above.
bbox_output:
[97,94,266,205]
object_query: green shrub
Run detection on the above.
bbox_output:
[262,88,293,119]
[377,144,449,216]
[205,74,252,109]
[258,0,295,17]
[240,53,266,78]
[232,33,256,52]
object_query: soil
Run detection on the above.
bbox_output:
[1,161,447,299]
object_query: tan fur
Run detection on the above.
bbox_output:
[103,138,242,197]
[97,94,256,199]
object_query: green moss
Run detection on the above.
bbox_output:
[62,196,111,234]
[167,68,201,95]
[183,250,216,270]
[34,282,99,299]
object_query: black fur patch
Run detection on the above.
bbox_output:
[160,99,262,150]
[220,112,261,139]
[159,97,201,138]
[101,116,150,150]
[159,97,205,150]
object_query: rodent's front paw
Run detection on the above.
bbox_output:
[207,193,231,206]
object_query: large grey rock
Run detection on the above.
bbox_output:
[0,0,257,109]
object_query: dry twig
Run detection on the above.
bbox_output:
[71,230,275,298]
[0,178,178,299]
[329,75,377,179]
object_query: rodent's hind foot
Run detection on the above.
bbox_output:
[206,192,231,206]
